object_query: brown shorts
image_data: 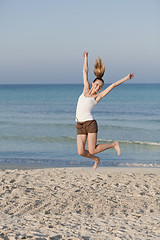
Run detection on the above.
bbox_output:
[76,120,98,135]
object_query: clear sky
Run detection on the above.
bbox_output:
[0,0,160,84]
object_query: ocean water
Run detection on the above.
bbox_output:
[0,84,160,168]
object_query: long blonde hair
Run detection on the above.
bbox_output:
[94,57,105,78]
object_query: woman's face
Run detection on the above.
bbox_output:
[92,79,104,93]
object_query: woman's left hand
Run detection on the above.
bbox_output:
[128,73,134,79]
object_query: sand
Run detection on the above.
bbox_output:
[0,167,160,240]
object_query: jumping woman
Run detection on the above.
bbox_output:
[76,51,134,170]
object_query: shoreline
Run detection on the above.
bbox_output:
[0,167,160,239]
[0,162,160,171]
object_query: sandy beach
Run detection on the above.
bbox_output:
[0,167,160,240]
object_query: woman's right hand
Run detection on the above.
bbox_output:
[83,51,88,57]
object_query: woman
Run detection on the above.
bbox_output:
[76,51,134,170]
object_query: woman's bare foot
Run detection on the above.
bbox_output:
[114,141,121,156]
[92,156,101,170]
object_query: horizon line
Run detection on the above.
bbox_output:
[0,82,160,85]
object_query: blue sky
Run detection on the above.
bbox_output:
[0,0,160,84]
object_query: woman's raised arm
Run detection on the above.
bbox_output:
[96,73,134,102]
[83,51,90,91]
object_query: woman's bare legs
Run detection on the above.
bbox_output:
[77,133,121,170]
[77,134,101,170]
[88,133,121,156]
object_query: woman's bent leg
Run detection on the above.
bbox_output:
[88,133,121,156]
[77,134,101,170]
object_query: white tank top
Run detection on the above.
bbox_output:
[76,93,97,122]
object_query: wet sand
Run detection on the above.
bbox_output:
[0,167,160,239]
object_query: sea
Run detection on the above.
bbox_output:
[0,84,160,169]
